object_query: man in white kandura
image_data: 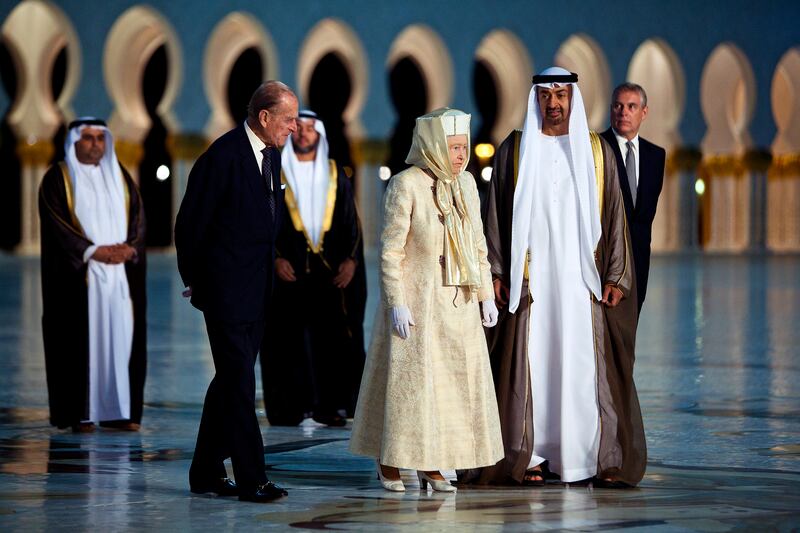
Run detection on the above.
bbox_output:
[477,66,641,487]
[39,118,147,433]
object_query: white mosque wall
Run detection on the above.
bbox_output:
[700,43,757,252]
[103,4,182,184]
[203,12,277,141]
[554,33,611,132]
[297,18,368,140]
[768,47,800,251]
[1,0,81,255]
[628,38,686,252]
[475,29,534,146]
[1,1,799,253]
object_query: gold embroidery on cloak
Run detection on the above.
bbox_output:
[57,162,86,235]
[511,130,531,281]
[281,159,338,255]
[588,131,604,218]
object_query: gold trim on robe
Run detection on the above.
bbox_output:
[57,162,133,234]
[511,130,531,281]
[281,159,339,255]
[123,176,130,226]
[511,131,612,285]
[589,131,605,219]
[589,131,628,287]
[57,162,87,237]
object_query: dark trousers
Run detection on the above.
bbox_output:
[261,260,349,424]
[190,316,266,492]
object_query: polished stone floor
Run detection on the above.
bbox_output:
[0,252,798,531]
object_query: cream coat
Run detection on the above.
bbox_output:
[349,166,504,471]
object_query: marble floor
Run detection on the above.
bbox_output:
[0,252,798,531]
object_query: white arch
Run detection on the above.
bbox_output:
[768,47,800,252]
[700,43,755,155]
[1,0,81,141]
[627,38,685,151]
[387,24,453,112]
[554,33,610,131]
[297,18,368,138]
[103,5,183,142]
[203,12,277,140]
[771,46,800,154]
[475,29,534,145]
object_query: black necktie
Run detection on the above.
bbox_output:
[261,147,275,220]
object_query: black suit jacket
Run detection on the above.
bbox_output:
[175,124,283,323]
[600,128,665,312]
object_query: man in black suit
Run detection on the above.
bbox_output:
[601,83,665,314]
[175,81,298,503]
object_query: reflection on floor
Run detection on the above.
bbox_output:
[0,253,798,530]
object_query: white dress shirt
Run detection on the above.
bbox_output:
[244,120,272,190]
[613,129,640,188]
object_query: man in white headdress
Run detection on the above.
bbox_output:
[39,118,147,433]
[261,110,365,427]
[460,67,646,488]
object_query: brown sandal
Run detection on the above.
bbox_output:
[592,477,632,489]
[522,467,545,487]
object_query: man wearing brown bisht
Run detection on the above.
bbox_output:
[458,67,645,488]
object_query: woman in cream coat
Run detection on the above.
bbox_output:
[349,108,503,492]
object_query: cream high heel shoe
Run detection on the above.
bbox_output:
[377,464,405,492]
[417,471,456,492]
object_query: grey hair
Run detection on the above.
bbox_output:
[247,81,296,120]
[612,82,648,108]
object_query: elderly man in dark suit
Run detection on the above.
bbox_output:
[175,81,298,503]
[601,83,665,314]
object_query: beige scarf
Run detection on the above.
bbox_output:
[405,108,481,295]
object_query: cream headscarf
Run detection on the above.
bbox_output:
[405,108,482,296]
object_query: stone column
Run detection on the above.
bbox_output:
[744,151,772,251]
[699,155,750,251]
[650,156,676,252]
[15,140,54,255]
[666,148,703,250]
[766,154,800,252]
[352,139,389,254]
[168,134,209,246]
[114,139,144,185]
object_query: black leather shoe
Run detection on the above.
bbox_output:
[238,481,288,502]
[190,477,239,496]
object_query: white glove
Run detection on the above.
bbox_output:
[391,305,416,339]
[481,299,499,328]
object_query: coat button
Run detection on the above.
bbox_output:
[439,255,445,267]
[430,186,436,193]
[438,214,444,224]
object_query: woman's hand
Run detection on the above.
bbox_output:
[391,306,416,339]
[480,299,499,328]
